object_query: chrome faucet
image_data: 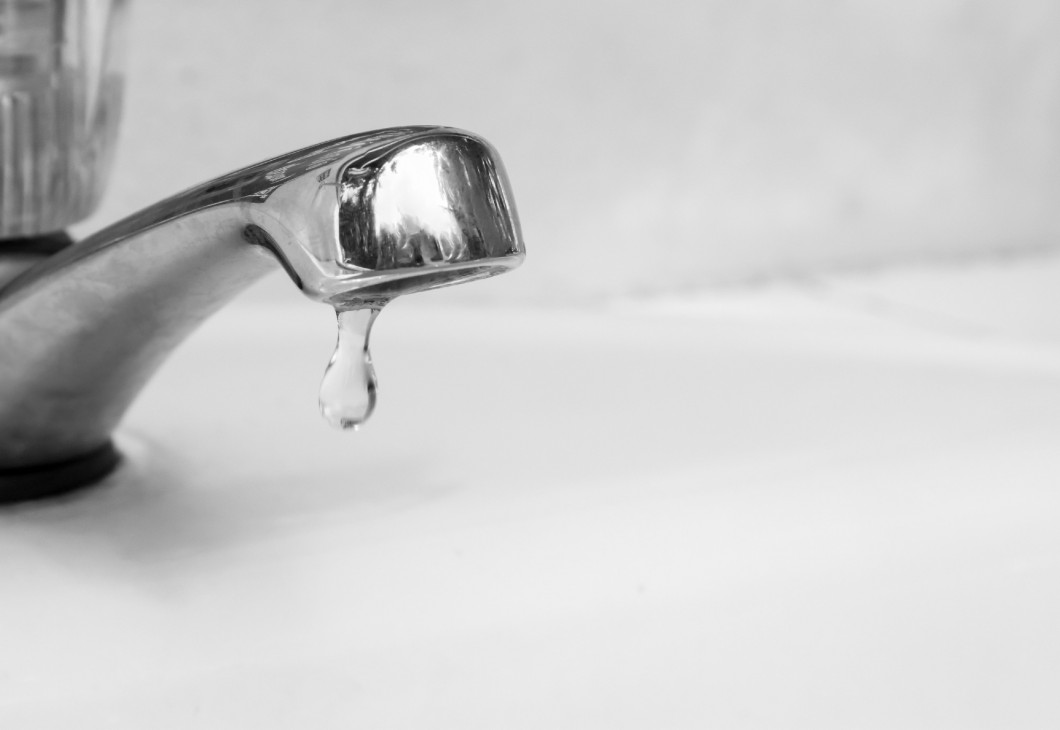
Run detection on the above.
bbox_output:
[0,4,524,501]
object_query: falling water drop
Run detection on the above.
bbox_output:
[319,305,383,430]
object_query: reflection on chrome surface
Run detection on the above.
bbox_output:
[338,135,521,273]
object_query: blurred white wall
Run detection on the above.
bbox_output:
[84,0,1060,303]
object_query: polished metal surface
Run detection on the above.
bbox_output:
[0,126,523,469]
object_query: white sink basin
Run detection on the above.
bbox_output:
[2,280,1059,728]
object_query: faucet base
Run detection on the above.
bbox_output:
[0,442,120,505]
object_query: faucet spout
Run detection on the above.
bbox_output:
[0,126,523,497]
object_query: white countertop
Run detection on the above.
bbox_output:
[2,260,1059,728]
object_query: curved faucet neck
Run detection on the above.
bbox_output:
[0,126,523,492]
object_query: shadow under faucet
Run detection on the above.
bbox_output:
[0,126,524,502]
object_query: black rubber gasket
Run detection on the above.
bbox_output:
[0,442,121,505]
[0,231,74,256]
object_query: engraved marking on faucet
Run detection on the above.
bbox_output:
[265,165,293,183]
[317,169,332,183]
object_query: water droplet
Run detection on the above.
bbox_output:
[319,306,383,430]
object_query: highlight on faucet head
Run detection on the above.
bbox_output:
[250,127,525,309]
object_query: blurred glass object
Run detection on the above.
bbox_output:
[0,0,127,239]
